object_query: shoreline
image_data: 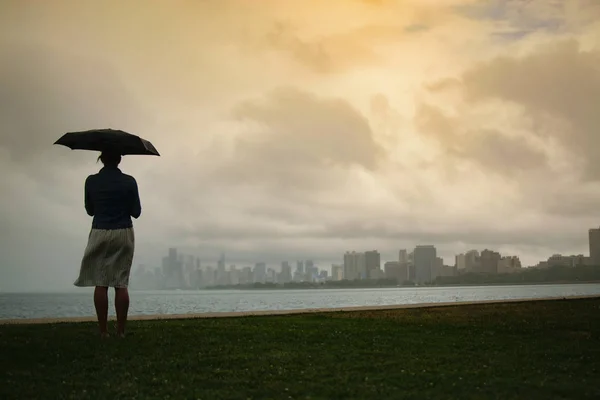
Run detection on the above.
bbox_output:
[2,281,599,295]
[134,280,600,291]
[2,294,598,326]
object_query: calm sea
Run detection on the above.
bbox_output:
[1,283,599,320]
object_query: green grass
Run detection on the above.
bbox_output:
[1,298,600,399]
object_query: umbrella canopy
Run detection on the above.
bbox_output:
[54,129,160,156]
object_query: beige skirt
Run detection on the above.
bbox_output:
[74,227,135,288]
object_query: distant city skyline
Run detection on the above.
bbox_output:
[139,225,600,274]
[132,226,600,289]
[130,230,596,275]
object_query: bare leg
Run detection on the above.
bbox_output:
[115,287,130,337]
[94,286,109,337]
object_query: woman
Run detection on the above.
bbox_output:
[74,149,141,338]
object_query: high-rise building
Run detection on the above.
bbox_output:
[204,266,215,286]
[293,261,305,282]
[399,249,408,264]
[253,262,267,283]
[436,264,456,277]
[413,245,437,284]
[240,266,253,284]
[408,251,415,281]
[183,255,196,287]
[162,248,184,289]
[465,250,480,271]
[455,253,466,270]
[432,257,444,280]
[280,261,292,283]
[305,260,318,282]
[498,256,522,274]
[230,268,240,285]
[343,251,366,280]
[357,253,367,278]
[216,254,228,285]
[343,252,356,280]
[365,250,381,279]
[480,249,501,274]
[546,254,585,268]
[331,264,343,280]
[191,267,202,289]
[384,261,408,283]
[296,261,305,274]
[589,228,600,266]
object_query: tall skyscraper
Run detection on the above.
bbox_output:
[280,261,292,283]
[408,251,415,281]
[218,253,225,270]
[413,245,437,284]
[240,266,253,284]
[343,251,366,280]
[216,253,228,285]
[305,260,318,281]
[331,264,343,280]
[365,250,381,279]
[253,262,267,283]
[455,253,466,270]
[399,249,408,263]
[589,228,600,266]
[465,250,480,271]
[163,248,184,289]
[229,265,240,285]
[357,253,367,279]
[296,261,304,274]
[204,266,216,286]
[433,257,444,280]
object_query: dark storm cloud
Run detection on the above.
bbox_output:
[0,42,149,175]
[0,41,152,290]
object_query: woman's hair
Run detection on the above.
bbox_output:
[97,150,122,166]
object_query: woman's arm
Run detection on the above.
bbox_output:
[130,178,142,219]
[84,177,94,216]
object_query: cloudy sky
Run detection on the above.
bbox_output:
[1,0,599,291]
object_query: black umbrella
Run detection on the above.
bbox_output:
[54,128,160,156]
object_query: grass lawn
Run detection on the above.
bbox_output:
[1,298,599,399]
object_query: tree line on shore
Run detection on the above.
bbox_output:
[203,264,600,290]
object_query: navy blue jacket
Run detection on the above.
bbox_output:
[84,166,141,230]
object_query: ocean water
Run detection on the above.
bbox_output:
[1,283,599,320]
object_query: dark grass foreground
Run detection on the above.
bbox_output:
[1,299,600,400]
